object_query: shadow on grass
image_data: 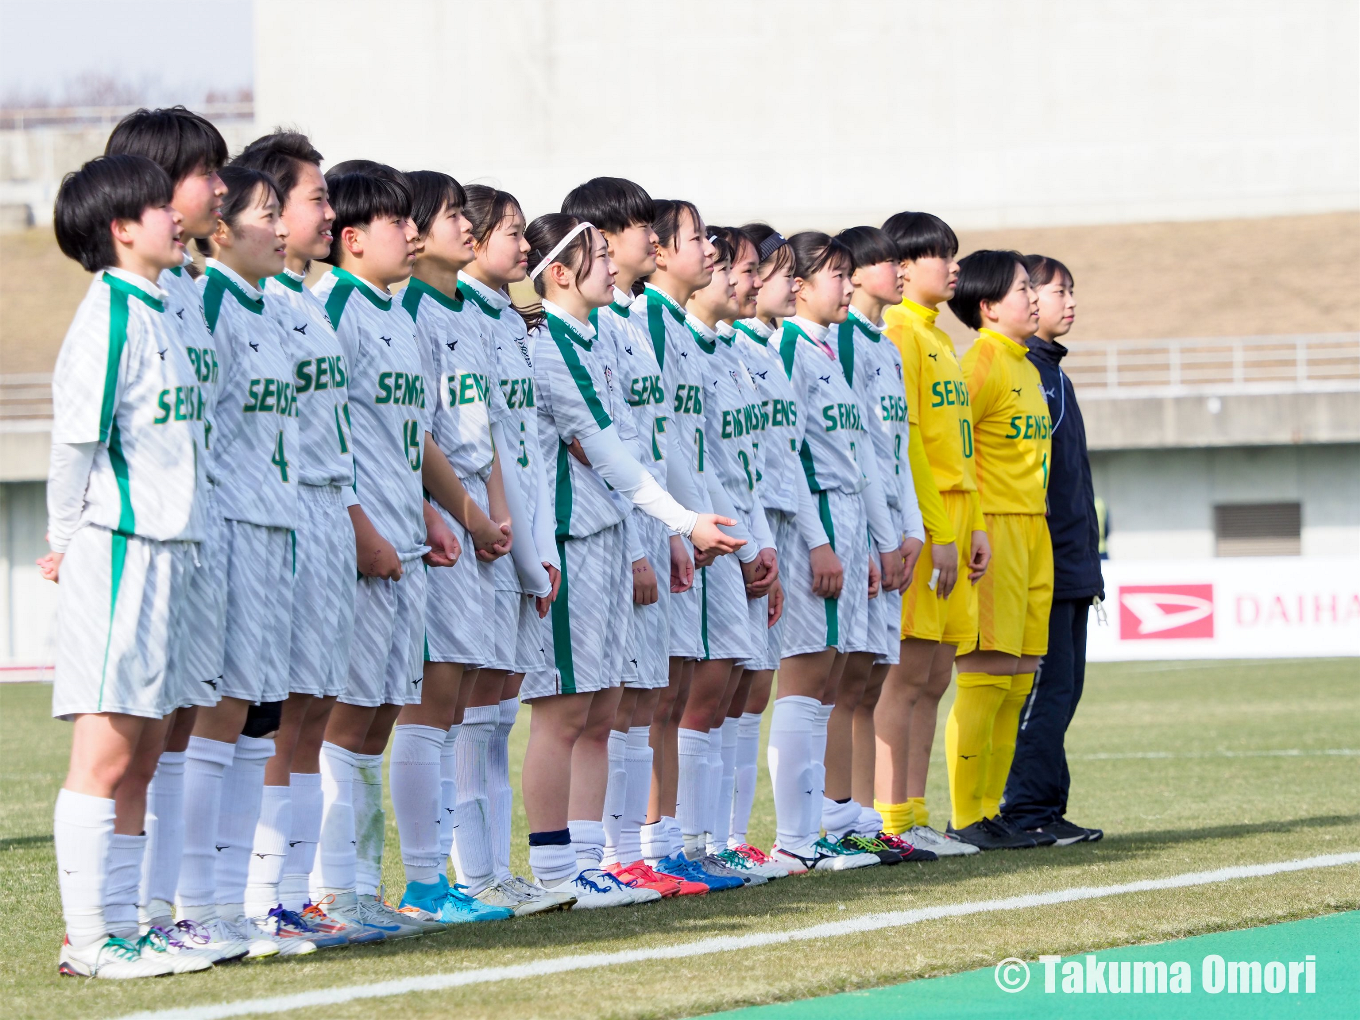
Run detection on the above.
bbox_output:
[0,833,54,851]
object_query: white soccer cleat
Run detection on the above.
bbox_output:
[562,868,640,909]
[908,824,981,856]
[483,877,576,916]
[357,893,433,938]
[216,915,280,959]
[59,935,177,979]
[243,912,318,957]
[139,924,217,972]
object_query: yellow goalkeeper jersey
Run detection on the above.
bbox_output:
[961,327,1052,515]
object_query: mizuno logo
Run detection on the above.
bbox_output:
[215,844,229,852]
[202,678,218,689]
[176,309,185,319]
[927,352,938,360]
[959,754,978,760]
[1044,386,1056,398]
[248,341,259,352]
[288,840,304,847]
[293,324,307,334]
[157,348,166,359]
[625,346,633,355]
[818,374,831,384]
[1011,387,1022,397]
[446,340,457,350]
[253,852,284,859]
[610,814,622,820]
[380,335,392,346]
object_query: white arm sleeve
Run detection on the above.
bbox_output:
[858,437,901,554]
[620,507,645,562]
[897,429,926,543]
[531,447,560,573]
[578,424,699,537]
[749,488,775,552]
[46,441,96,553]
[791,479,831,550]
[489,427,551,596]
[705,475,757,563]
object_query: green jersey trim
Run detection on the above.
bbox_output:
[546,313,611,431]
[456,281,503,319]
[101,272,165,313]
[551,536,576,693]
[700,565,711,659]
[818,491,838,646]
[778,322,799,379]
[646,300,667,370]
[686,322,717,355]
[836,320,856,387]
[107,421,136,534]
[404,276,463,317]
[325,267,391,329]
[610,300,632,317]
[96,532,128,711]
[272,271,304,293]
[98,280,131,443]
[555,441,574,540]
[799,438,821,492]
[202,266,264,335]
[734,320,769,347]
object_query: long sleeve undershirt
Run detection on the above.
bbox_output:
[46,441,96,553]
[578,424,699,538]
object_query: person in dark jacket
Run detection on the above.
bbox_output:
[1001,255,1105,845]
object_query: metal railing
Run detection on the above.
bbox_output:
[1062,333,1360,396]
[0,373,52,429]
[0,102,253,131]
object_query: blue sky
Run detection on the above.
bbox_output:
[0,0,252,104]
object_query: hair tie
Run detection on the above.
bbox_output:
[529,221,595,280]
[757,231,787,263]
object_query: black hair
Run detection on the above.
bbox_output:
[406,170,468,237]
[836,225,899,273]
[320,164,413,265]
[652,199,702,252]
[709,225,754,267]
[881,211,958,262]
[561,176,655,235]
[54,154,173,272]
[232,130,324,205]
[520,213,600,330]
[463,184,525,248]
[216,165,283,231]
[947,249,1027,330]
[741,221,795,278]
[1022,253,1074,289]
[104,106,228,184]
[788,231,852,281]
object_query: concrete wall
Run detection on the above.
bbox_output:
[253,0,1359,230]
[0,482,59,667]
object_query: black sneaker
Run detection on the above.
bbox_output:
[947,817,1039,850]
[1023,817,1098,846]
[877,831,938,862]
[999,816,1056,846]
[839,832,904,865]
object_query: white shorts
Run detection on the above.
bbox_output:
[344,558,427,707]
[221,520,294,704]
[870,587,901,664]
[521,524,629,699]
[699,550,760,663]
[52,526,194,720]
[289,485,356,697]
[670,539,704,660]
[175,493,226,708]
[625,511,670,690]
[744,509,789,671]
[424,477,495,668]
[779,489,869,658]
[488,554,544,674]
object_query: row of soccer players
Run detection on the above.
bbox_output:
[47,104,1069,980]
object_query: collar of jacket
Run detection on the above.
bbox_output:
[1025,336,1069,365]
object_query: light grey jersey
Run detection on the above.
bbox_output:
[734,318,803,515]
[689,316,761,513]
[160,254,219,468]
[593,287,667,484]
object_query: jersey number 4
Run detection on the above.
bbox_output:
[271,432,290,482]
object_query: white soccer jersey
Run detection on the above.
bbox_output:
[734,318,803,515]
[777,317,871,497]
[313,267,429,558]
[593,287,667,485]
[200,260,300,529]
[535,303,628,539]
[266,268,355,488]
[836,307,922,539]
[635,285,712,514]
[689,316,761,512]
[160,254,219,466]
[50,269,204,541]
[403,276,507,479]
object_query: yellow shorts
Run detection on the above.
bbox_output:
[900,490,979,646]
[971,512,1053,657]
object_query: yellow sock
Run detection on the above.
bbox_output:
[946,674,1009,829]
[981,673,1034,818]
[908,797,928,828]
[874,799,913,835]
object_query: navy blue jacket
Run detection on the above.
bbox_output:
[1027,338,1104,601]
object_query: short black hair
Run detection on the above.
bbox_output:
[708,225,754,266]
[788,231,852,281]
[881,211,958,262]
[561,177,656,235]
[217,165,284,231]
[1022,253,1074,289]
[321,164,413,265]
[741,222,795,277]
[463,184,524,247]
[406,170,468,237]
[233,130,324,205]
[947,249,1026,330]
[836,225,899,272]
[652,199,703,251]
[104,106,228,184]
[54,154,173,272]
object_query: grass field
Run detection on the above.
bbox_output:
[2,658,1358,1020]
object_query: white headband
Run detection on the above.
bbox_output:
[529,221,596,280]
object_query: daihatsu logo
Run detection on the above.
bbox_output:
[1119,585,1214,639]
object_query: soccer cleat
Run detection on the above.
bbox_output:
[907,823,980,856]
[728,843,792,880]
[267,905,347,949]
[135,928,214,973]
[690,853,750,890]
[188,915,272,960]
[947,817,1039,851]
[608,861,683,898]
[811,836,880,871]
[642,855,709,894]
[505,874,578,913]
[875,831,938,862]
[363,891,440,935]
[592,865,661,904]
[839,833,903,865]
[769,845,816,875]
[478,876,575,916]
[243,911,318,957]
[653,852,716,891]
[59,935,176,979]
[715,848,769,885]
[563,867,644,909]
[995,815,1056,847]
[1023,817,1101,846]
[423,884,514,924]
[217,915,281,959]
[302,896,386,944]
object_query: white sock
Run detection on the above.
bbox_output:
[279,772,321,910]
[601,730,628,865]
[767,695,819,852]
[640,820,668,864]
[177,735,236,918]
[528,839,578,887]
[352,751,386,898]
[709,718,739,853]
[856,801,884,837]
[490,699,518,883]
[822,796,860,840]
[215,734,274,913]
[313,741,356,896]
[139,749,185,924]
[703,726,723,854]
[454,705,497,894]
[676,727,709,855]
[54,789,114,949]
[618,726,652,865]
[438,723,460,880]
[389,724,445,886]
[104,832,146,939]
[569,818,606,867]
[810,703,833,842]
[665,816,685,857]
[730,712,761,846]
[244,784,291,916]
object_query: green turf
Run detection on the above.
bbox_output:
[1,658,1357,1020]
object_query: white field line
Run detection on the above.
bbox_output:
[111,851,1360,1020]
[1072,748,1360,760]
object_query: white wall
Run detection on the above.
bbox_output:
[254,0,1359,230]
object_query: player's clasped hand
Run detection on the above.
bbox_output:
[422,509,462,568]
[931,539,958,598]
[690,513,746,556]
[968,529,991,583]
[809,542,844,599]
[669,535,694,593]
[632,557,659,605]
[535,562,561,618]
